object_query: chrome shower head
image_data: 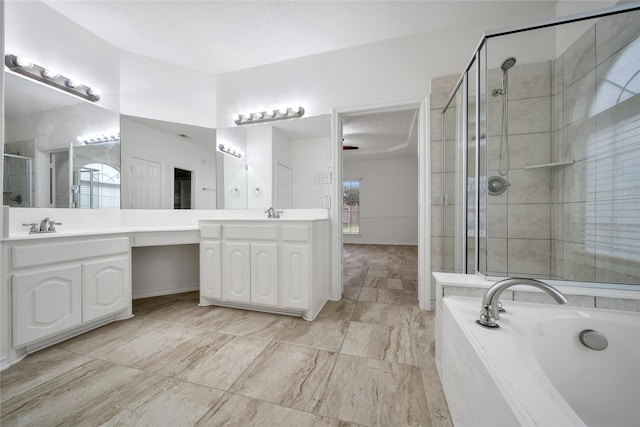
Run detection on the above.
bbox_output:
[501,56,516,71]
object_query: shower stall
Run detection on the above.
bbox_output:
[440,4,640,286]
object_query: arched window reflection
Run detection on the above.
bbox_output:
[77,162,120,209]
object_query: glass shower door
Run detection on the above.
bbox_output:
[3,153,33,207]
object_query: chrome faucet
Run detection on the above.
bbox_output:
[477,278,568,328]
[264,207,283,219]
[22,217,62,233]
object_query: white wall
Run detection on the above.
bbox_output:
[291,137,332,209]
[5,1,120,112]
[4,103,119,152]
[132,245,199,299]
[214,3,557,128]
[218,127,248,210]
[120,51,217,129]
[246,124,273,210]
[120,118,217,210]
[343,157,418,245]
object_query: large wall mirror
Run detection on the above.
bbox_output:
[4,72,120,208]
[216,114,332,210]
[4,69,331,211]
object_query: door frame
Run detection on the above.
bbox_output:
[330,98,431,310]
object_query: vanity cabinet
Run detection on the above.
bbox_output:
[6,236,131,348]
[199,220,329,320]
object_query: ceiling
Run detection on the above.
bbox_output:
[43,1,556,75]
[342,108,418,161]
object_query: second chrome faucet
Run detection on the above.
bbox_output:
[264,207,283,219]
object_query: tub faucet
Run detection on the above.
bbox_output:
[477,278,568,328]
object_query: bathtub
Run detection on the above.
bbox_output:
[437,296,640,427]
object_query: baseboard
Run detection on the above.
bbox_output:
[132,284,199,300]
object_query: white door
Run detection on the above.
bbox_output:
[12,265,82,347]
[280,244,310,310]
[130,157,162,209]
[250,243,279,306]
[82,257,130,323]
[222,242,251,303]
[200,241,222,299]
[276,163,292,209]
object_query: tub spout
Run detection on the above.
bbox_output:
[477,278,568,328]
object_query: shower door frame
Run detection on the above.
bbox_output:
[440,2,640,277]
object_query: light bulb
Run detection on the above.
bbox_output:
[42,69,59,79]
[290,106,301,115]
[87,87,101,97]
[15,57,33,69]
[232,114,240,122]
[66,79,82,88]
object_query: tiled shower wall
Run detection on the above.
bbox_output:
[551,10,640,285]
[485,61,553,278]
[430,8,640,299]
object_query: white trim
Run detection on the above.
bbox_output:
[330,99,430,309]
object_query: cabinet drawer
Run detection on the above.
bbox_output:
[200,224,222,239]
[12,237,130,270]
[224,225,278,240]
[282,225,309,242]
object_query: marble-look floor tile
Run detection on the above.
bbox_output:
[95,376,224,427]
[1,359,150,426]
[362,277,405,289]
[155,333,269,390]
[358,288,418,306]
[314,415,365,427]
[344,276,365,287]
[352,301,430,330]
[56,317,161,357]
[230,342,337,413]
[213,309,297,340]
[196,392,316,427]
[319,354,430,426]
[98,324,206,370]
[342,285,362,300]
[0,347,92,404]
[274,317,349,352]
[343,266,368,277]
[340,321,418,366]
[140,298,209,327]
[412,329,452,427]
[318,299,357,320]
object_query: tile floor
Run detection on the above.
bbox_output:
[0,244,451,427]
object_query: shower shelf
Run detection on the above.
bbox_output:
[523,160,575,170]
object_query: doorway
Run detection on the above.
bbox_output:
[174,167,193,209]
[330,100,430,309]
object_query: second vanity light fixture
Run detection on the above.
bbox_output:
[234,106,305,126]
[77,132,120,145]
[218,143,243,159]
[5,54,101,102]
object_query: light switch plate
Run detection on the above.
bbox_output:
[314,171,332,184]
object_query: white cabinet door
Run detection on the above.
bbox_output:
[200,241,222,299]
[280,244,310,310]
[251,243,279,307]
[222,242,251,303]
[82,257,130,323]
[12,265,82,347]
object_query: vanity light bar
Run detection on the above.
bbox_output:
[5,54,101,102]
[77,132,120,145]
[233,106,305,126]
[218,143,243,159]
